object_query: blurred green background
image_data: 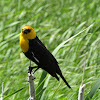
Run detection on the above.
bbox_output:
[0,0,100,100]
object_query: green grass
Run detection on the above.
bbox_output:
[0,0,100,100]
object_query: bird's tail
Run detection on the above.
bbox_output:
[55,74,59,81]
[60,73,71,88]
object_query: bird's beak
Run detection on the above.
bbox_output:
[22,28,28,34]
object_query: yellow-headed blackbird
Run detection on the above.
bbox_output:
[20,26,71,88]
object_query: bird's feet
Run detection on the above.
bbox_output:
[28,66,39,74]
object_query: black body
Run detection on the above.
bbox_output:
[25,36,71,88]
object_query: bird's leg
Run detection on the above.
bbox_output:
[28,66,39,74]
[28,61,40,74]
[28,66,37,74]
[32,67,39,74]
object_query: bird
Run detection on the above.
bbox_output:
[20,26,71,88]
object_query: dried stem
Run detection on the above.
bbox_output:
[28,60,36,100]
[78,59,86,100]
[0,82,4,100]
[28,73,36,100]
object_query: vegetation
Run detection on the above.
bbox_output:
[0,0,100,100]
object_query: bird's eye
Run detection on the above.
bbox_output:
[22,28,31,34]
[27,29,31,32]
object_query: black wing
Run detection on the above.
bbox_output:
[35,36,58,63]
[29,36,58,65]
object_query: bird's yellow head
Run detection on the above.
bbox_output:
[21,26,36,39]
[20,26,36,52]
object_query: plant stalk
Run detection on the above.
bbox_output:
[28,72,36,100]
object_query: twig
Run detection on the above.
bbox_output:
[28,73,36,100]
[0,82,4,100]
[78,84,85,100]
[82,62,85,86]
[78,59,86,100]
[28,60,36,100]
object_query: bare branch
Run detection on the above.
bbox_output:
[0,82,4,100]
[28,72,36,100]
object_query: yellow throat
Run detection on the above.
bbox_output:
[19,26,36,53]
